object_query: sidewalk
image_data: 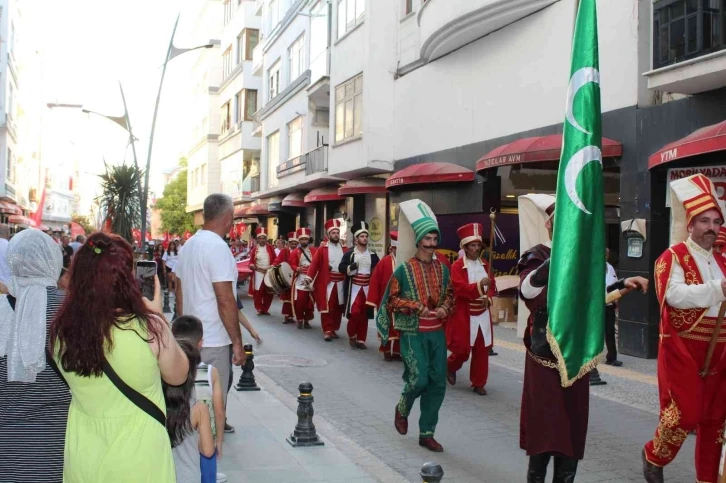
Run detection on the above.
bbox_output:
[218,366,409,483]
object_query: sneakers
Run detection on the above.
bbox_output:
[224,423,235,434]
[216,473,228,483]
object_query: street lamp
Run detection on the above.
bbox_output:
[140,13,219,250]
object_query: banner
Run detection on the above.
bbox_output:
[666,165,726,206]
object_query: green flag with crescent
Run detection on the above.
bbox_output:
[547,0,605,387]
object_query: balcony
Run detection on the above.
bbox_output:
[305,145,328,175]
[277,155,306,178]
[252,41,264,76]
[418,0,559,63]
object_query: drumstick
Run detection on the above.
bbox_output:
[605,287,632,305]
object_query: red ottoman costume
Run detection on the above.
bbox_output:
[248,227,276,315]
[643,174,726,483]
[288,228,317,329]
[368,232,400,360]
[272,231,297,323]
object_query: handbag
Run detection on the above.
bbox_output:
[9,294,167,428]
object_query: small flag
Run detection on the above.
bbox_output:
[547,0,606,387]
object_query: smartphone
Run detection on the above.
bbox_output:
[136,261,157,301]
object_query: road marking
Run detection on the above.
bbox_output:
[494,339,657,386]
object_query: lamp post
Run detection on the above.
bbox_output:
[139,13,218,250]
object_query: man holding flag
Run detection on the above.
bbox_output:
[517,1,648,481]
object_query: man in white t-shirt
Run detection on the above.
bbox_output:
[0,224,10,285]
[604,247,621,366]
[175,193,244,433]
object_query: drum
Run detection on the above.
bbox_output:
[264,262,293,295]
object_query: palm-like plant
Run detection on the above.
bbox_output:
[97,162,143,243]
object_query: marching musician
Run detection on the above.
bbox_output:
[247,227,276,315]
[272,231,298,324]
[289,228,317,330]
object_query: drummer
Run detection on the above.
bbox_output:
[289,227,317,330]
[273,231,298,324]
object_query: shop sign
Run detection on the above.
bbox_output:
[666,165,726,206]
[479,154,523,169]
[368,217,385,256]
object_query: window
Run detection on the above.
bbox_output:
[404,0,413,15]
[7,83,14,119]
[268,61,281,101]
[653,0,726,69]
[222,47,233,79]
[6,148,13,183]
[288,116,303,159]
[235,91,243,124]
[289,35,305,82]
[267,131,280,188]
[310,1,330,82]
[245,89,258,120]
[221,102,231,134]
[9,23,15,55]
[269,0,280,30]
[224,0,233,25]
[201,164,207,185]
[335,74,363,143]
[237,29,259,63]
[338,0,365,38]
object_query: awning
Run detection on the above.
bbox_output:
[8,215,37,228]
[280,192,309,208]
[304,186,345,203]
[475,134,623,172]
[649,120,726,169]
[233,205,250,218]
[339,178,387,196]
[0,201,21,215]
[385,162,474,189]
[247,204,272,216]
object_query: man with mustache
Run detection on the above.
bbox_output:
[304,219,348,340]
[247,227,276,315]
[643,174,726,483]
[377,200,454,453]
[288,228,317,329]
[339,222,379,349]
[272,232,298,324]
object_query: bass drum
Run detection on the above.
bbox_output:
[264,262,293,295]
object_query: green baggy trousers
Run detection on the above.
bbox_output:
[397,329,447,438]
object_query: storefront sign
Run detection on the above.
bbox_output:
[436,213,520,276]
[368,217,385,257]
[627,238,643,258]
[666,165,726,206]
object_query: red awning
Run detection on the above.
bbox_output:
[304,186,345,203]
[385,162,474,189]
[649,120,726,169]
[339,178,387,196]
[8,215,37,227]
[233,205,249,218]
[247,204,272,216]
[0,201,21,215]
[475,134,623,172]
[281,192,309,208]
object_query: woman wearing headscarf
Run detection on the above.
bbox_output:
[51,232,188,483]
[0,228,70,483]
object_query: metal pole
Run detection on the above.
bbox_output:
[140,14,180,251]
[118,82,143,209]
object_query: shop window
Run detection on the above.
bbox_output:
[653,0,726,69]
[335,74,363,143]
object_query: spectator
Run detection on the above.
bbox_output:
[604,247,621,366]
[0,228,71,483]
[164,241,180,293]
[0,224,10,285]
[69,235,86,254]
[154,243,166,288]
[50,233,188,483]
[172,316,227,483]
[274,238,284,257]
[175,194,245,434]
[163,338,216,483]
[60,235,73,270]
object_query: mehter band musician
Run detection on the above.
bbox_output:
[272,231,298,324]
[368,231,400,361]
[247,227,276,315]
[289,228,317,330]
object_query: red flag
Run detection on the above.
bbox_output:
[145,231,152,241]
[236,223,246,238]
[32,185,46,228]
[162,232,170,249]
[183,230,192,240]
[132,228,141,243]
[71,222,86,238]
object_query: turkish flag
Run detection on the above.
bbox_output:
[183,230,192,240]
[32,186,46,228]
[132,228,141,243]
[236,223,246,238]
[162,232,170,249]
[71,222,86,238]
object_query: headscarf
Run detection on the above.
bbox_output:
[0,229,63,382]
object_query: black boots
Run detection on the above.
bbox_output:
[642,450,664,483]
[552,456,578,483]
[527,453,551,483]
[527,453,579,483]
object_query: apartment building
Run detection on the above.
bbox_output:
[184,0,223,225]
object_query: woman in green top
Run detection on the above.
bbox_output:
[51,233,188,483]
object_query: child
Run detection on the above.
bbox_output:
[163,339,216,483]
[172,316,227,483]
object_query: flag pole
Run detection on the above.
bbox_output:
[488,208,496,278]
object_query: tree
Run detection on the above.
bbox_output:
[155,160,194,236]
[97,162,142,243]
[71,213,95,234]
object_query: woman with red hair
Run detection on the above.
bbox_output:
[51,233,188,483]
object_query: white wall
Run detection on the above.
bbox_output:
[392,0,640,161]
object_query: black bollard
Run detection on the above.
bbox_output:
[286,382,324,447]
[162,290,171,313]
[589,367,607,386]
[420,462,444,482]
[234,344,261,391]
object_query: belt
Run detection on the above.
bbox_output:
[352,274,371,287]
[418,316,443,332]
[679,317,726,343]
[469,300,488,316]
[329,272,344,283]
[299,266,309,274]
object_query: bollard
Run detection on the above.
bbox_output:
[286,382,324,447]
[234,344,261,391]
[420,462,444,482]
[589,367,607,386]
[162,290,171,313]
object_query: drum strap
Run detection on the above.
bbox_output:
[301,248,312,264]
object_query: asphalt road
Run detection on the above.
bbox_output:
[237,299,696,483]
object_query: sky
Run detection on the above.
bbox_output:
[36,0,203,199]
